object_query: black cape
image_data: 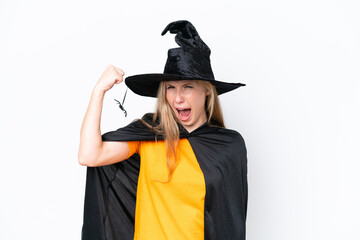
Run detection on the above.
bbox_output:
[82,113,248,240]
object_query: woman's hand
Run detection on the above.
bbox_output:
[94,64,125,93]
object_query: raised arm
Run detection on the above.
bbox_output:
[78,65,130,167]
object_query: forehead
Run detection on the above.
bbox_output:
[165,80,198,85]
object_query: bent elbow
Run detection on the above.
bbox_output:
[78,152,98,167]
[78,156,88,166]
[78,155,88,166]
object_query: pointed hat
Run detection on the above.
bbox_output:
[125,20,245,97]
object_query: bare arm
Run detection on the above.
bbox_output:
[78,65,130,167]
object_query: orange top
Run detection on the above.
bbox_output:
[127,139,206,240]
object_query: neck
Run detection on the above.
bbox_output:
[183,118,208,133]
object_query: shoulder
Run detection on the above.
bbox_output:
[216,128,247,162]
[193,125,246,149]
[214,127,245,142]
[211,127,247,152]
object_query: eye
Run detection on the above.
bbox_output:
[184,85,193,89]
[166,85,175,90]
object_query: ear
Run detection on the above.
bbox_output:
[205,90,211,96]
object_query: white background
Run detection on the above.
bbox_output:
[1,0,359,239]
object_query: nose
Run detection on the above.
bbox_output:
[174,89,184,104]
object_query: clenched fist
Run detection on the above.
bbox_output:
[94,65,125,93]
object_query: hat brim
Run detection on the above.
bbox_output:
[125,73,245,97]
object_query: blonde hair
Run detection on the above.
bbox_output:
[143,80,225,182]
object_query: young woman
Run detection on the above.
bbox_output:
[79,20,247,240]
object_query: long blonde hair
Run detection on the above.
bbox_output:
[144,80,225,182]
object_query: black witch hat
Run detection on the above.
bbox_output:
[125,20,245,97]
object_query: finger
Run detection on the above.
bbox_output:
[114,67,125,76]
[114,72,124,83]
[105,64,115,71]
[114,78,122,84]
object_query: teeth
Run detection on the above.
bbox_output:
[177,109,189,118]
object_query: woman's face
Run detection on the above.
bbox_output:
[166,80,209,132]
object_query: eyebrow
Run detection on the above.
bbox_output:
[165,81,194,87]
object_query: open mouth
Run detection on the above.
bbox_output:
[176,108,191,121]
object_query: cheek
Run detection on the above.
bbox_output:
[166,92,175,108]
[166,91,172,103]
[191,94,206,111]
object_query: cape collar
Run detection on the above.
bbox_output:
[141,113,221,139]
